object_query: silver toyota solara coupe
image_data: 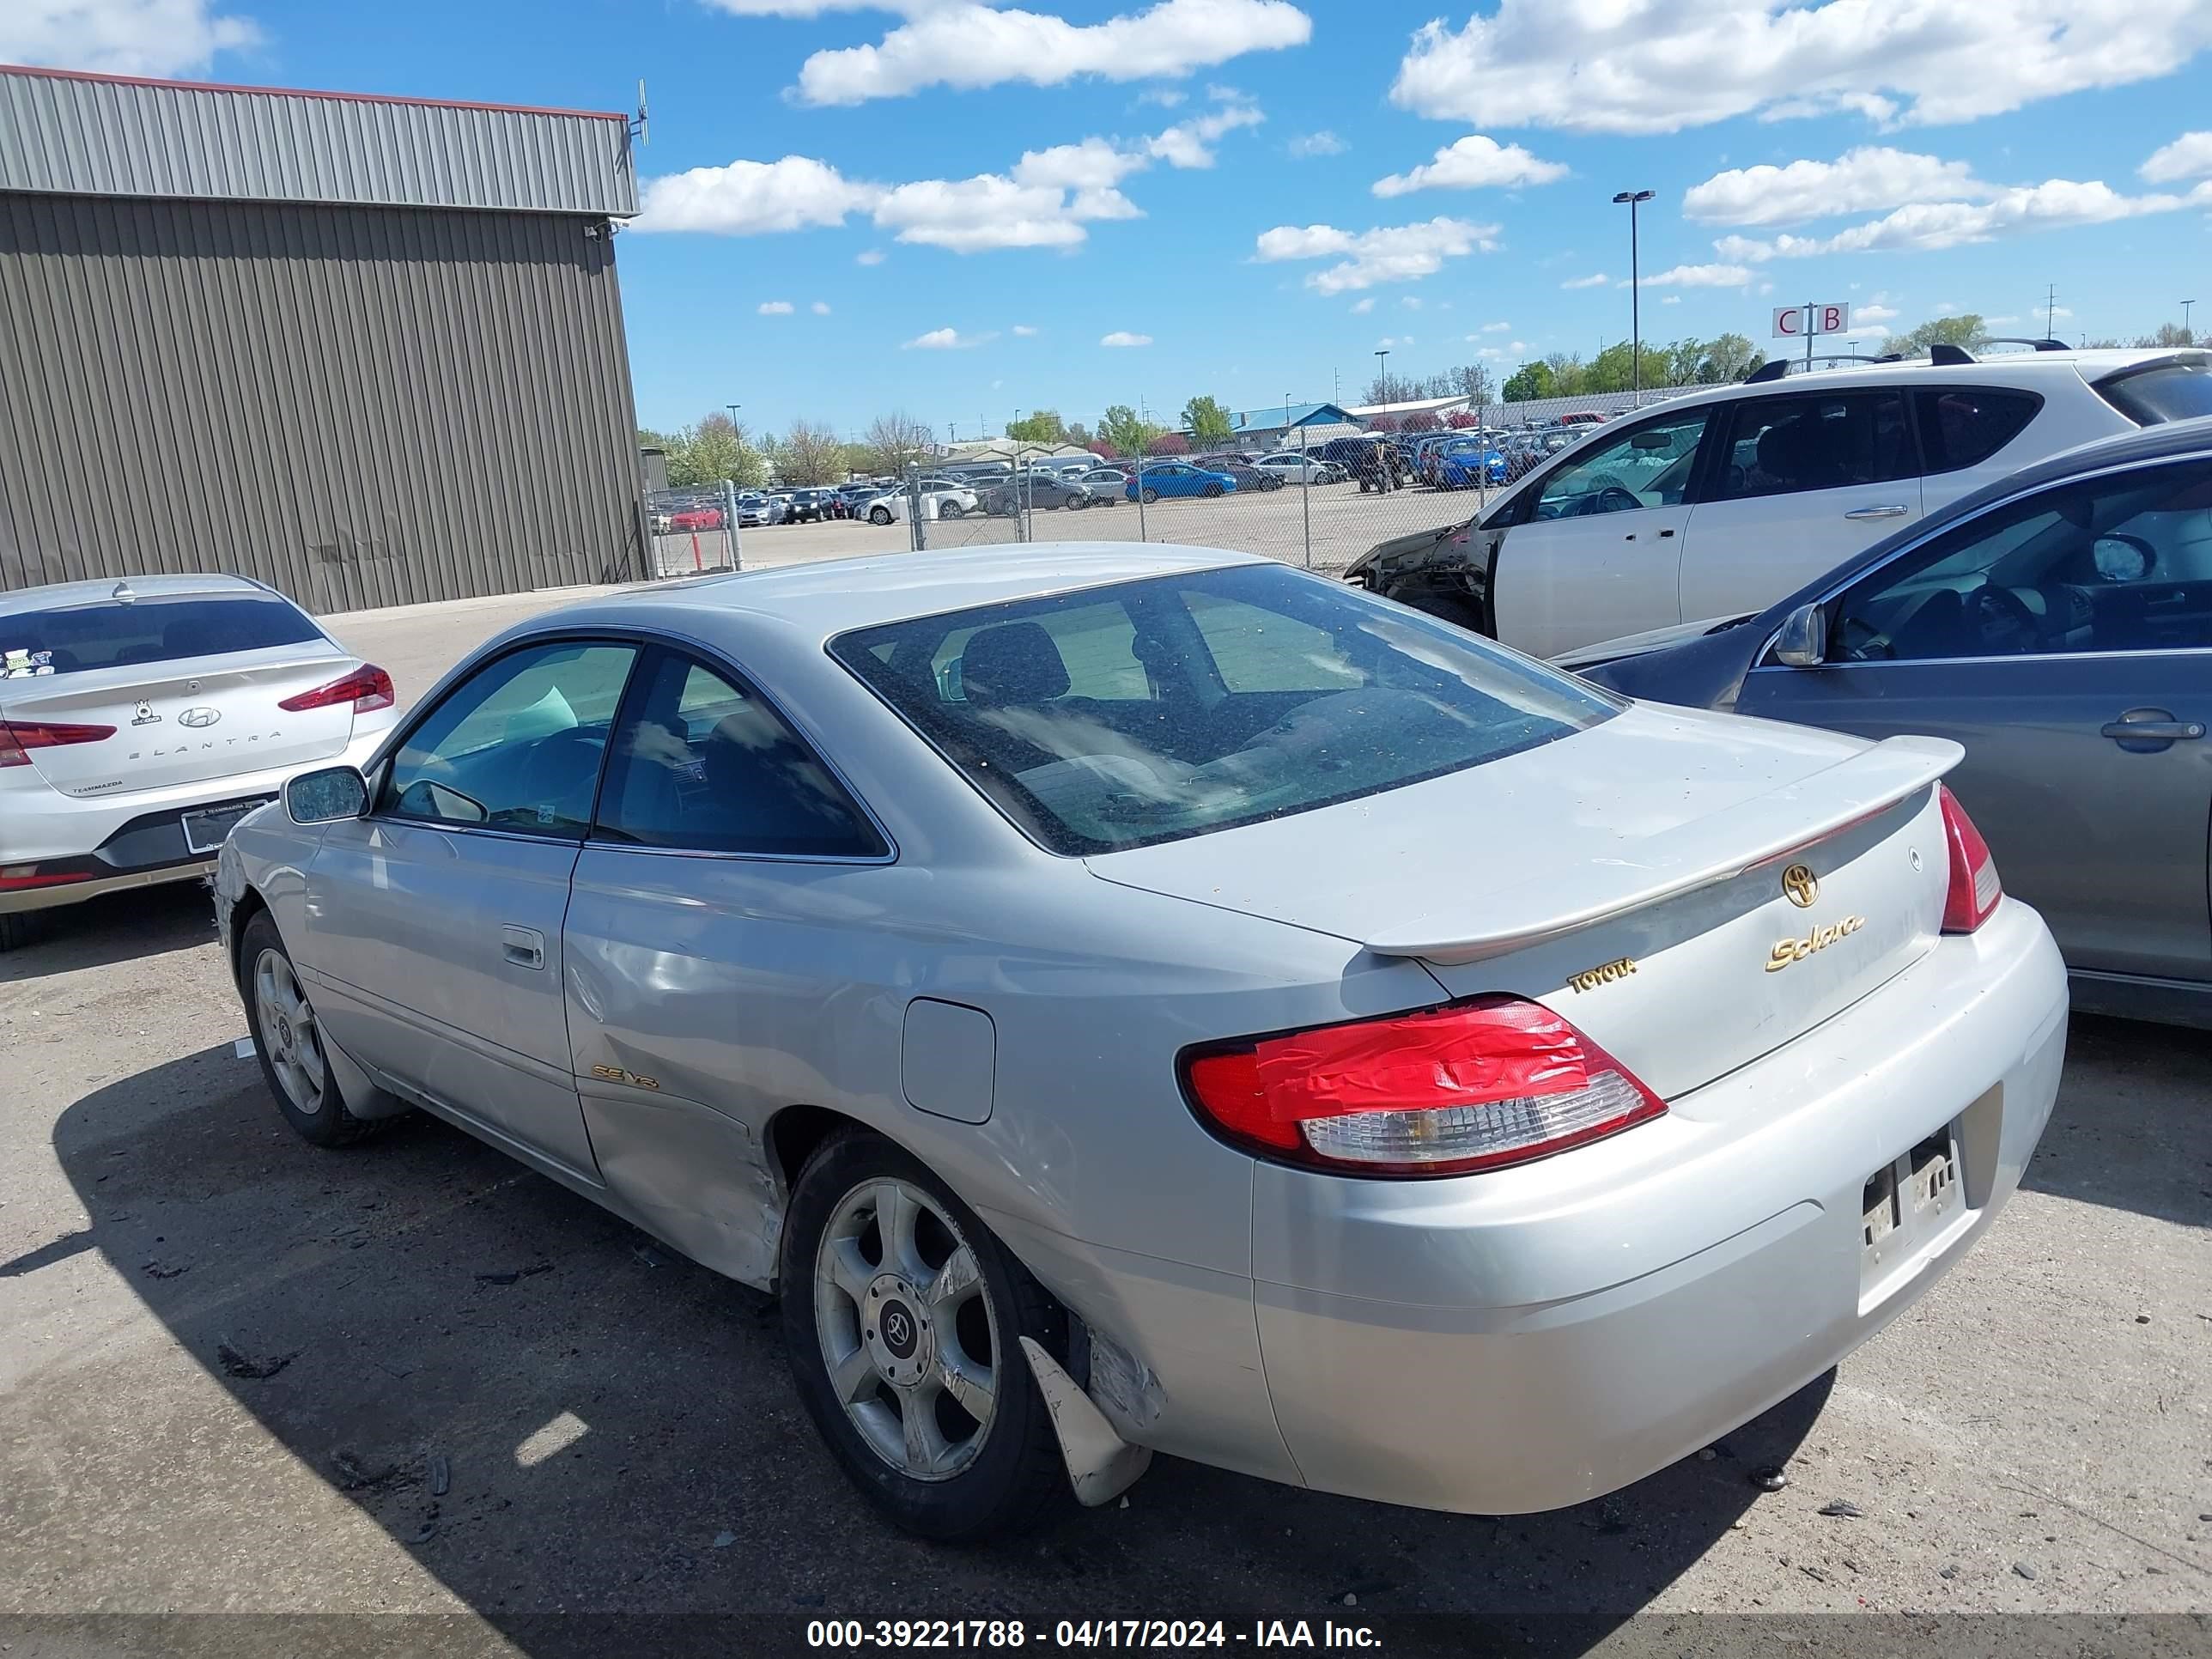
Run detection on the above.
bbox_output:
[213,545,2068,1540]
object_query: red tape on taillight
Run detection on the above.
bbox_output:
[279,664,394,714]
[1938,784,2002,933]
[0,720,118,767]
[1184,996,1665,1177]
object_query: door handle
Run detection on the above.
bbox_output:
[2100,714,2204,743]
[1844,505,1911,520]
[501,924,547,969]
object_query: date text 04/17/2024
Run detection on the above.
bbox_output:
[804,1620,1381,1649]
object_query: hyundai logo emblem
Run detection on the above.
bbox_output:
[177,707,222,729]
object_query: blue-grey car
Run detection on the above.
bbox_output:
[213,544,2063,1541]
[1571,410,2212,1027]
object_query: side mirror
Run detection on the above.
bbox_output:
[285,765,368,823]
[1771,603,1829,668]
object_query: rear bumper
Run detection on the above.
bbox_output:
[1249,900,2068,1514]
[0,728,384,915]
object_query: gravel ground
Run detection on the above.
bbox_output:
[0,588,2206,1657]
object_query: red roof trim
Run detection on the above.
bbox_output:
[0,62,627,123]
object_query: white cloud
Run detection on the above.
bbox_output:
[1101,331,1153,346]
[856,247,886,264]
[1638,263,1754,288]
[758,300,795,314]
[3,0,260,76]
[2051,305,2075,319]
[1014,137,1149,191]
[637,155,883,234]
[1372,134,1568,198]
[1012,324,1039,335]
[1661,295,1681,305]
[1560,271,1609,289]
[873,173,1099,250]
[1683,147,1991,226]
[1713,177,2212,259]
[1376,335,1414,349]
[1289,130,1346,158]
[1855,302,1899,321]
[1350,297,1375,314]
[1984,314,2021,325]
[811,301,832,314]
[2142,131,2212,183]
[1480,319,1511,332]
[1146,99,1264,168]
[1400,296,1423,310]
[1254,216,1499,294]
[788,0,1312,106]
[903,326,994,349]
[1388,0,2212,136]
[1136,86,1187,106]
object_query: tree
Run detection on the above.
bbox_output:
[1888,314,1990,358]
[664,410,765,488]
[1182,395,1234,447]
[1451,364,1495,406]
[771,418,848,485]
[1402,410,1441,432]
[862,410,935,477]
[1086,436,1120,460]
[1445,409,1479,429]
[1501,361,1557,402]
[1363,370,1412,407]
[1368,414,1401,434]
[1007,409,1067,443]
[1099,404,1167,457]
[1692,331,1762,383]
[1065,420,1094,448]
[2140,321,2195,347]
[1151,432,1189,455]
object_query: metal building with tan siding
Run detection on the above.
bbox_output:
[0,64,646,613]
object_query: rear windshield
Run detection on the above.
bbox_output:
[2095,359,2212,425]
[830,562,1615,855]
[0,593,323,679]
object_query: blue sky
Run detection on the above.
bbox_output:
[13,1,2212,441]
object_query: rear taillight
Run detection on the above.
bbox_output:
[280,663,394,714]
[1938,784,2002,933]
[0,720,117,768]
[1183,996,1665,1177]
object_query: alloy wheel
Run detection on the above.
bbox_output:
[253,947,326,1116]
[813,1176,1000,1481]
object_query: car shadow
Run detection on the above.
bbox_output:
[2021,1014,2212,1231]
[45,1048,1828,1656]
[0,881,216,981]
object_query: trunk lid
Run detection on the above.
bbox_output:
[1088,703,1959,1101]
[0,645,356,797]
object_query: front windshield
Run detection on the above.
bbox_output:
[830,562,1615,855]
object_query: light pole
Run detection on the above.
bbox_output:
[1373,348,1390,406]
[2185,300,2198,343]
[1612,189,1654,403]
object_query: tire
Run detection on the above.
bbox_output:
[1140,488,1159,505]
[1384,581,1487,635]
[1201,483,1224,499]
[869,507,893,526]
[1066,495,1088,511]
[942,503,966,519]
[781,1130,1069,1542]
[239,910,386,1148]
[0,909,46,953]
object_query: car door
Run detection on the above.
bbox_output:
[562,645,894,1284]
[299,638,640,1179]
[1737,454,2212,984]
[1677,388,1922,625]
[1489,404,1713,658]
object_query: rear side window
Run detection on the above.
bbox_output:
[0,593,321,678]
[830,562,1613,855]
[2094,360,2212,425]
[1711,392,1915,501]
[595,652,886,859]
[1912,387,2041,472]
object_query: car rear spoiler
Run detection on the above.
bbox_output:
[1361,735,1962,965]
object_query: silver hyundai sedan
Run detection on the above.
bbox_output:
[214,545,2067,1540]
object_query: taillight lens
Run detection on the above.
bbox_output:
[1938,784,2001,933]
[1183,996,1665,1177]
[0,720,117,768]
[280,664,394,714]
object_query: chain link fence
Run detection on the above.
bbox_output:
[646,387,1705,579]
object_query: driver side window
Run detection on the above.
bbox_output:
[380,641,638,836]
[1533,408,1710,520]
[1831,459,2212,663]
